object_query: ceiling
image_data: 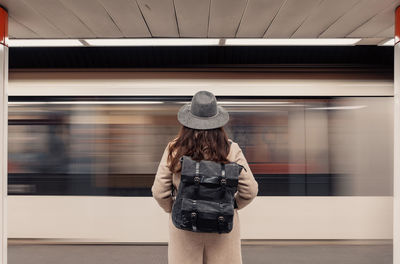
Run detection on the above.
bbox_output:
[0,0,399,45]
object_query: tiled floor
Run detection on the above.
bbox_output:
[8,242,392,264]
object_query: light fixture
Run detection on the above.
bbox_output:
[379,38,395,46]
[307,106,366,110]
[8,39,83,47]
[218,101,292,105]
[84,38,220,46]
[6,37,380,47]
[8,101,165,105]
[224,38,362,46]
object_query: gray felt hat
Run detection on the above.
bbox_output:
[177,90,229,130]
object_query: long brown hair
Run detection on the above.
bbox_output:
[167,126,231,173]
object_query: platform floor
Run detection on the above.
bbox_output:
[8,241,392,264]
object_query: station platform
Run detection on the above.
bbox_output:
[8,239,392,264]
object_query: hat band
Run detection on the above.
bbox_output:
[189,106,220,119]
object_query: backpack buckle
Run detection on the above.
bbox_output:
[191,211,197,231]
[220,163,226,189]
[194,162,200,191]
[194,176,201,184]
[217,215,225,233]
[220,178,227,186]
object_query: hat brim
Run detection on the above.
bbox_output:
[177,103,229,130]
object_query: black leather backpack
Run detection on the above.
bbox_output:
[171,144,245,234]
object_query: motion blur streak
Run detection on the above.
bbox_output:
[8,97,393,197]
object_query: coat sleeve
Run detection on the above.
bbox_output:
[232,143,259,210]
[151,142,173,213]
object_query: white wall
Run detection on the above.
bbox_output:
[7,196,392,242]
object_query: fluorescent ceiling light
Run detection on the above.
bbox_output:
[8,101,165,105]
[218,101,291,105]
[84,38,220,46]
[7,37,380,47]
[8,39,83,47]
[307,106,366,110]
[6,38,378,47]
[175,101,292,105]
[379,38,394,46]
[225,38,362,46]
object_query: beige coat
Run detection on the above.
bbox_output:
[151,139,258,264]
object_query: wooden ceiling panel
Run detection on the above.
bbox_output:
[264,0,322,38]
[347,1,399,38]
[174,0,210,37]
[375,25,394,38]
[97,0,151,37]
[22,0,95,38]
[208,0,247,37]
[291,0,359,38]
[0,0,398,39]
[136,0,179,37]
[8,16,39,38]
[319,0,397,38]
[57,0,122,37]
[236,0,284,37]
[0,0,65,38]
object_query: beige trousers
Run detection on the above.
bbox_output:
[168,209,242,264]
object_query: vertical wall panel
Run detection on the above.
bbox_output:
[393,5,400,264]
[0,5,7,264]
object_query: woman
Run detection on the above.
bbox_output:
[151,90,258,264]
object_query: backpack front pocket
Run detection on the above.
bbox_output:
[180,198,234,233]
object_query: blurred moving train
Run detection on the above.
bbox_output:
[6,70,394,242]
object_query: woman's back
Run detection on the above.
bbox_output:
[151,91,258,264]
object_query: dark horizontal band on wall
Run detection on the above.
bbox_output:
[9,45,394,70]
[8,95,395,103]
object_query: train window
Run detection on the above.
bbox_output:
[7,97,393,196]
